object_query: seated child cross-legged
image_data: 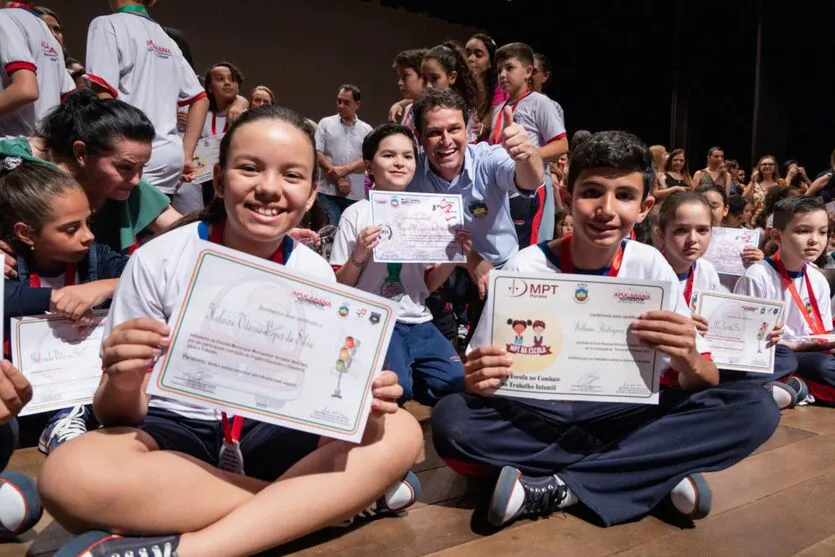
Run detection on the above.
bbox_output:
[38,106,424,557]
[431,131,780,528]
[331,123,466,406]
[735,196,835,406]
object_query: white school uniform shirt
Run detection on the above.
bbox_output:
[330,199,433,324]
[0,6,73,138]
[469,240,710,368]
[105,221,336,421]
[86,12,206,194]
[734,259,833,342]
[314,114,373,201]
[201,111,228,139]
[678,259,721,312]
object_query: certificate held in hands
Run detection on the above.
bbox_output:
[11,311,108,416]
[369,191,465,263]
[695,291,784,374]
[488,271,672,404]
[703,227,761,276]
[147,242,397,443]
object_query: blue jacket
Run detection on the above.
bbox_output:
[4,242,129,331]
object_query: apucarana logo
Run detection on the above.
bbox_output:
[613,287,652,304]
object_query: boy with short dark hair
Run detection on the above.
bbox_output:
[431,130,779,529]
[491,42,567,247]
[392,48,425,128]
[736,196,835,405]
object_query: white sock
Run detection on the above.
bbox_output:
[768,383,794,410]
[0,482,27,532]
[669,476,698,516]
[384,478,415,511]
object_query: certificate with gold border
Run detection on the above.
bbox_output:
[488,271,671,404]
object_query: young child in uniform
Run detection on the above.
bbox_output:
[39,105,424,557]
[0,1,74,138]
[331,123,466,405]
[431,130,779,529]
[392,49,425,130]
[1,157,129,454]
[421,42,481,142]
[735,196,835,407]
[491,42,567,247]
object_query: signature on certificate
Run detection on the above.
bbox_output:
[577,372,602,386]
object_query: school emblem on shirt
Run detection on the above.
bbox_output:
[468,201,489,219]
[505,319,552,356]
[40,41,59,61]
[574,284,589,304]
[145,39,173,59]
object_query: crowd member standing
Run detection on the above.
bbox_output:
[0,1,74,138]
[315,84,372,225]
[85,0,209,202]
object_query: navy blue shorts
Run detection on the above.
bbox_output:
[136,406,320,482]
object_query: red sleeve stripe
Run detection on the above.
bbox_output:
[545,132,567,144]
[60,88,78,103]
[4,61,36,74]
[529,186,547,245]
[178,91,207,107]
[86,73,118,98]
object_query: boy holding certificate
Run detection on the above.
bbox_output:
[331,123,465,405]
[736,196,835,405]
[431,131,779,528]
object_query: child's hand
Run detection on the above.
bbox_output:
[630,310,701,374]
[101,318,169,393]
[337,177,351,197]
[0,240,17,279]
[0,360,32,423]
[692,314,709,335]
[464,345,513,396]
[50,283,113,325]
[371,371,402,415]
[768,321,784,346]
[741,247,764,268]
[353,226,382,265]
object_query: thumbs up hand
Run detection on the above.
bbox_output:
[500,106,534,161]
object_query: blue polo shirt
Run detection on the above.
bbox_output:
[408,142,520,267]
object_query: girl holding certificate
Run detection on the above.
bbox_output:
[331,123,466,406]
[40,106,424,557]
[0,158,129,454]
[431,131,779,530]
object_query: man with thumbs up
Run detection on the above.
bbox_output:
[408,88,544,333]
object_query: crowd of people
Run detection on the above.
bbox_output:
[1,0,835,555]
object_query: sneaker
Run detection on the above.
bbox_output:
[39,404,88,455]
[488,465,569,527]
[785,376,813,405]
[766,381,798,410]
[55,531,180,557]
[668,473,712,519]
[337,470,421,526]
[457,324,469,342]
[0,471,43,538]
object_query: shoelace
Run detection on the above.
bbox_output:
[48,405,87,447]
[99,542,175,557]
[521,475,567,516]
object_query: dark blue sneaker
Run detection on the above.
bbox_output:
[785,376,813,405]
[0,471,42,538]
[55,531,180,557]
[488,465,568,527]
[337,470,421,526]
[766,381,799,410]
[39,404,88,455]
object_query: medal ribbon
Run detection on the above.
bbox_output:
[558,234,623,276]
[769,253,825,335]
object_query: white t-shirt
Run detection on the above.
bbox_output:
[106,221,336,420]
[314,114,372,200]
[678,259,721,312]
[0,6,73,138]
[734,258,832,342]
[469,239,709,366]
[201,111,228,139]
[86,12,206,194]
[330,199,432,324]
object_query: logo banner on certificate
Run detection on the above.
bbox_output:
[695,291,784,374]
[192,134,223,184]
[147,242,397,443]
[369,191,465,263]
[703,227,761,276]
[11,311,108,416]
[488,271,672,405]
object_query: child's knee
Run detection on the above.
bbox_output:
[431,393,475,453]
[374,410,423,468]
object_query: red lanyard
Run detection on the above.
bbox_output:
[771,253,825,335]
[7,2,40,15]
[558,235,624,276]
[682,264,695,308]
[211,112,228,136]
[29,264,76,288]
[207,219,285,441]
[489,90,532,145]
